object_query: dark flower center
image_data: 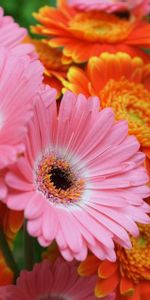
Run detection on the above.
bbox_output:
[36,155,84,203]
[50,166,73,191]
[114,10,130,19]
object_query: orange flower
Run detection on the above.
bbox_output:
[24,36,70,97]
[63,52,150,154]
[78,224,150,300]
[0,202,23,285]
[31,0,150,63]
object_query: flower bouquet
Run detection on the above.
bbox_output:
[0,1,149,299]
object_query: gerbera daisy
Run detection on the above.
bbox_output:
[31,0,150,63]
[68,0,150,16]
[78,223,150,300]
[62,52,150,156]
[0,46,43,171]
[0,258,114,300]
[4,86,150,262]
[24,36,70,97]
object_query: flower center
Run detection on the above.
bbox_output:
[35,155,85,204]
[117,224,150,283]
[113,11,131,20]
[50,166,73,190]
[69,11,134,43]
[100,78,150,147]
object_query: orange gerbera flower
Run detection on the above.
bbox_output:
[78,224,150,300]
[0,202,23,285]
[24,36,70,97]
[31,0,150,63]
[63,52,150,155]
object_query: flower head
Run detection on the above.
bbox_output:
[78,223,150,300]
[0,46,43,170]
[0,258,113,300]
[4,86,150,262]
[32,1,150,63]
[68,0,150,16]
[63,52,150,154]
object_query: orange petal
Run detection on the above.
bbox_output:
[98,260,118,279]
[78,255,100,276]
[120,277,135,296]
[141,296,150,300]
[139,281,150,295]
[8,211,23,234]
[57,0,67,8]
[95,271,119,297]
[67,67,89,93]
[124,286,140,300]
[44,75,62,98]
[0,268,13,286]
[143,149,150,178]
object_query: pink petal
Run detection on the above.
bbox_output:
[57,206,83,253]
[7,192,33,210]
[25,193,45,219]
[42,205,58,241]
[6,171,33,191]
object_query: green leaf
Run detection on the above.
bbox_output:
[1,0,56,28]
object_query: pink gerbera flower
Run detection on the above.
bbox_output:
[68,0,150,15]
[4,88,150,262]
[0,258,115,300]
[0,46,43,171]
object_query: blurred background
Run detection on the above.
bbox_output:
[0,0,56,28]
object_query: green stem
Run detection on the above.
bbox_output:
[24,222,34,271]
[0,229,19,281]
